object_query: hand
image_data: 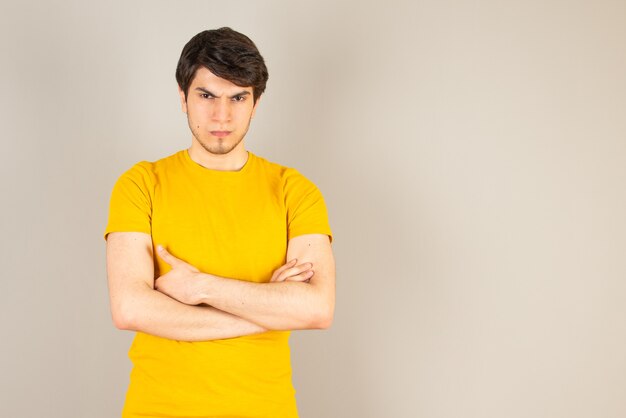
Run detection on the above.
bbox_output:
[154,245,206,305]
[270,259,314,283]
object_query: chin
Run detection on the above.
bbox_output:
[200,141,237,155]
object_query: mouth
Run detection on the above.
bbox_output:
[210,130,232,138]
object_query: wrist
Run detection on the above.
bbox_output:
[194,272,215,305]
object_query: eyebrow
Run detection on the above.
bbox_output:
[194,87,251,98]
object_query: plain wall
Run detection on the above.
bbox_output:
[1,1,625,417]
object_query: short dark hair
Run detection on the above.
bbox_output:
[175,27,269,103]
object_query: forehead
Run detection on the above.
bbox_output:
[190,67,253,93]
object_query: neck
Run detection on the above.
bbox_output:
[187,141,249,171]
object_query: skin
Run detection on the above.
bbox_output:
[154,232,335,331]
[106,67,335,339]
[179,66,259,171]
[107,232,267,341]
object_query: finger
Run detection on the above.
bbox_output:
[285,269,315,283]
[270,259,298,282]
[276,259,298,275]
[277,263,313,282]
[156,245,182,267]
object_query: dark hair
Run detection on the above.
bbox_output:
[175,27,268,103]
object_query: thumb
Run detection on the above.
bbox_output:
[156,245,181,266]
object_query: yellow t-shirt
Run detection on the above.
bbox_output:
[104,150,332,418]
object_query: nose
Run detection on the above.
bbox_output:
[211,98,231,122]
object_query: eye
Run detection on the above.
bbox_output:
[232,95,246,102]
[200,93,214,99]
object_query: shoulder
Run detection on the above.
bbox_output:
[249,152,332,239]
[121,160,153,178]
[249,152,289,176]
[250,152,319,192]
[116,150,184,185]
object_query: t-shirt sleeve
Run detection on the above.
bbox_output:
[104,162,154,240]
[284,168,333,242]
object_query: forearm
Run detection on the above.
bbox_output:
[150,235,335,332]
[196,275,332,331]
[114,283,267,341]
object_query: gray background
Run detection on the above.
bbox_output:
[1,1,625,417]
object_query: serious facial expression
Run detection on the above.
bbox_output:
[179,67,259,155]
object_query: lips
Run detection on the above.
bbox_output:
[210,130,231,138]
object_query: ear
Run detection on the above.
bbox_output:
[177,85,188,114]
[251,95,261,119]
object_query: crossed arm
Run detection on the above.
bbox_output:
[106,232,335,341]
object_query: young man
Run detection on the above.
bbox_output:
[104,28,335,418]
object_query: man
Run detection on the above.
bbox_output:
[104,27,335,418]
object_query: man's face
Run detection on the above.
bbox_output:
[179,67,259,155]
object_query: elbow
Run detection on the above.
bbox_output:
[314,314,333,330]
[110,299,138,331]
[110,285,152,331]
[112,312,132,331]
[309,302,335,330]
